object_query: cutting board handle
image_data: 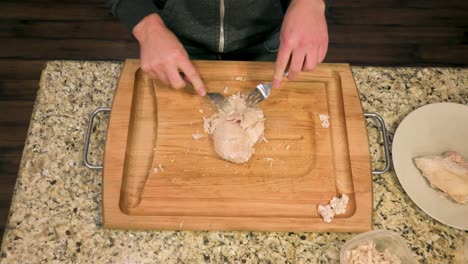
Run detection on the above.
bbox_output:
[83,107,111,169]
[365,112,392,175]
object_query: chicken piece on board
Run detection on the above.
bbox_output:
[414,151,468,204]
[204,93,266,163]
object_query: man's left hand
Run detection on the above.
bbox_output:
[273,0,328,88]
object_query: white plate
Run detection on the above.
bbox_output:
[392,102,468,230]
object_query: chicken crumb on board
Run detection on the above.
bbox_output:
[192,132,204,140]
[345,241,402,264]
[272,143,283,151]
[223,86,229,94]
[317,194,349,223]
[318,113,330,128]
[264,157,275,167]
[153,164,164,174]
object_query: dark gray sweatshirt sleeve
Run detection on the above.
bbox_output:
[108,0,160,31]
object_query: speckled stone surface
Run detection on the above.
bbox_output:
[1,61,467,263]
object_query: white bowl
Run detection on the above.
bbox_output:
[392,102,468,230]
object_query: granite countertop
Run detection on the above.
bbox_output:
[1,61,467,263]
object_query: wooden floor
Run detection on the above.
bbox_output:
[0,0,467,241]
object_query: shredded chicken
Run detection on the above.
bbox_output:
[317,204,335,223]
[345,241,402,264]
[272,143,283,151]
[414,151,468,204]
[204,93,265,163]
[319,114,330,128]
[192,132,204,140]
[330,195,349,215]
[317,194,349,223]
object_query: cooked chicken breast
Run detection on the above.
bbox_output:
[204,93,265,163]
[414,151,468,204]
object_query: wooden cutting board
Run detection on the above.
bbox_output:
[102,59,372,232]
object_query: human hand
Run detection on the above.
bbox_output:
[133,14,206,96]
[273,0,328,88]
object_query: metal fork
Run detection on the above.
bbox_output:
[245,71,288,107]
[207,83,271,110]
[244,83,272,107]
[207,71,288,109]
[207,92,229,110]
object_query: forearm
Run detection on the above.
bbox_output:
[108,0,160,31]
[290,0,325,10]
[132,13,166,43]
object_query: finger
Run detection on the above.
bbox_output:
[287,49,306,80]
[144,69,158,80]
[304,49,318,72]
[318,44,328,63]
[273,45,292,89]
[140,63,159,80]
[179,60,206,96]
[165,65,187,90]
[154,68,169,85]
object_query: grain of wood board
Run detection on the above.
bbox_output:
[102,60,372,232]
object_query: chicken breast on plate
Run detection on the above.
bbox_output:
[414,151,468,204]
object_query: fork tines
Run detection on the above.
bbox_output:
[246,84,271,107]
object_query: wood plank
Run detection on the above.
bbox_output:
[327,44,468,66]
[0,2,112,21]
[0,80,38,101]
[417,45,468,65]
[0,101,35,126]
[0,148,23,176]
[0,39,138,60]
[330,0,468,8]
[0,125,29,149]
[0,20,132,40]
[328,25,466,45]
[1,0,104,3]
[0,59,45,80]
[325,44,416,65]
[328,8,468,26]
[0,176,18,198]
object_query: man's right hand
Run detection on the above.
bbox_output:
[133,14,206,96]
